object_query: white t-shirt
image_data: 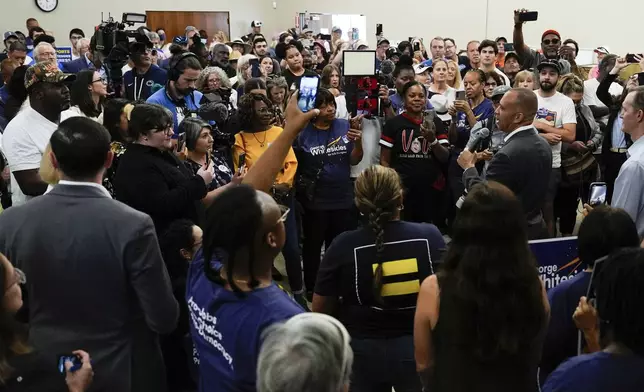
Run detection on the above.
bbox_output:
[535,91,577,169]
[429,86,457,104]
[2,107,58,206]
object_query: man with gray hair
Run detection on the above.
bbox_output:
[33,41,56,63]
[257,313,353,392]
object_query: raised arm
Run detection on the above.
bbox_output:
[513,9,533,63]
[242,91,319,192]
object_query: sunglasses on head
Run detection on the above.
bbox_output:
[543,38,560,45]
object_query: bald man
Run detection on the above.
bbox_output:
[457,88,553,239]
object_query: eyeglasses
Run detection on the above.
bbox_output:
[91,77,107,84]
[277,205,290,224]
[154,126,174,135]
[543,39,560,45]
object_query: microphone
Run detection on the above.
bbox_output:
[380,59,395,76]
[465,127,490,152]
[198,102,229,124]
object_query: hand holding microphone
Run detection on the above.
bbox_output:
[457,128,491,170]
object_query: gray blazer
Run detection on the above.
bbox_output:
[0,184,179,392]
[463,127,553,220]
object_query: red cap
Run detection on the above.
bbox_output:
[541,29,561,41]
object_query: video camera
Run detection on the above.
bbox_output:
[92,13,150,97]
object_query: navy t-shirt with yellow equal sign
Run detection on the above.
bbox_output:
[314,220,445,339]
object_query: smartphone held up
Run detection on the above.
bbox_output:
[298,76,320,113]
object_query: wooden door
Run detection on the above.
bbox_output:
[146,11,230,43]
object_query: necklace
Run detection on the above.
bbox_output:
[252,131,268,147]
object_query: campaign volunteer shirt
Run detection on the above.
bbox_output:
[535,91,577,169]
[543,352,644,392]
[294,118,354,210]
[453,98,495,150]
[123,65,168,101]
[314,221,444,338]
[540,271,591,383]
[186,248,303,392]
[380,113,448,187]
[146,87,203,134]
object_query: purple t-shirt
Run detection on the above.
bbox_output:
[186,248,303,391]
[543,351,644,392]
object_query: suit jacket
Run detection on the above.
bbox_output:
[463,127,553,219]
[60,57,91,74]
[0,184,179,392]
[598,73,631,152]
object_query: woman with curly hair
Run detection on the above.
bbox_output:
[196,66,238,108]
[232,93,305,306]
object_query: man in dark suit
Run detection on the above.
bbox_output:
[0,117,179,392]
[458,88,553,239]
[59,52,91,73]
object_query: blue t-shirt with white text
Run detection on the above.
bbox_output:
[186,248,303,392]
[295,119,355,210]
[123,64,167,101]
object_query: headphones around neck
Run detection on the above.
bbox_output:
[168,52,200,82]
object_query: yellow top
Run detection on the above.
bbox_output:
[233,126,298,187]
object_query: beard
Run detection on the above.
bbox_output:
[540,81,555,92]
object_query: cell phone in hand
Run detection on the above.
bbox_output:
[238,153,246,171]
[376,24,383,37]
[504,43,515,52]
[638,72,644,87]
[57,354,82,374]
[249,58,262,78]
[422,109,435,130]
[176,132,186,152]
[456,90,466,101]
[626,54,644,64]
[298,76,320,113]
[518,11,539,22]
[589,182,607,207]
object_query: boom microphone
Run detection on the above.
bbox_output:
[380,59,395,76]
[465,127,490,152]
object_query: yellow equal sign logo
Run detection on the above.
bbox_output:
[372,258,420,297]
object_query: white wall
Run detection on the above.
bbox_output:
[267,0,642,55]
[0,0,273,46]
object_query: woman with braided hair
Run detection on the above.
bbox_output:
[313,164,444,392]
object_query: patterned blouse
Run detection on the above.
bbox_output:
[184,151,233,191]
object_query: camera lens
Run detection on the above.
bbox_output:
[151,49,157,56]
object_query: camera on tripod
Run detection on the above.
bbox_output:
[92,13,150,97]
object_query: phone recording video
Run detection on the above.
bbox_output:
[176,132,186,152]
[638,72,644,87]
[376,24,383,37]
[249,58,262,78]
[57,354,82,374]
[626,54,644,64]
[504,43,515,52]
[518,11,539,22]
[456,90,466,101]
[589,182,607,207]
[298,76,320,113]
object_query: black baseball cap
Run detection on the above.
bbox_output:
[377,38,390,46]
[537,59,561,74]
[505,52,520,63]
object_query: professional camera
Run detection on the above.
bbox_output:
[92,13,150,97]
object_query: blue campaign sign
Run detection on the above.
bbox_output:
[529,236,582,291]
[56,46,73,63]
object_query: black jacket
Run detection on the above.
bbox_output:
[598,73,631,152]
[114,143,208,235]
[1,351,68,392]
